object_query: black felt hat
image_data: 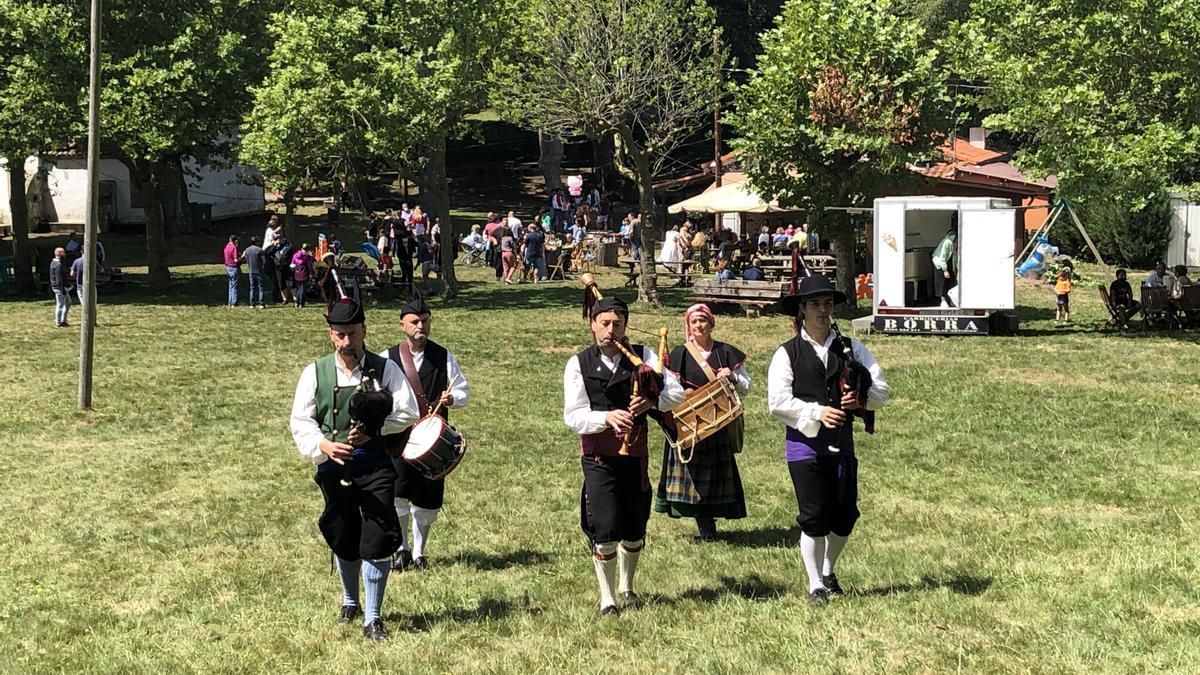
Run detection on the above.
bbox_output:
[400,295,431,319]
[590,296,629,319]
[325,298,365,325]
[780,275,846,316]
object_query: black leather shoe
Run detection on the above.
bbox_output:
[620,591,640,608]
[362,618,389,641]
[337,605,361,624]
[391,550,412,571]
[822,574,844,596]
[412,556,429,570]
[600,604,620,616]
[809,588,830,606]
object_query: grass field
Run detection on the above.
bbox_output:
[2,247,1199,673]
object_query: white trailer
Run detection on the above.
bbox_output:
[870,196,1017,335]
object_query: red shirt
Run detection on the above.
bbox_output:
[223,242,240,267]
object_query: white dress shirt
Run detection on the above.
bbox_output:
[563,345,686,435]
[377,345,470,409]
[290,354,420,465]
[766,328,889,439]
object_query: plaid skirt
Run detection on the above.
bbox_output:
[654,418,747,520]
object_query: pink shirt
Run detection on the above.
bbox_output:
[223,242,240,267]
[291,250,313,281]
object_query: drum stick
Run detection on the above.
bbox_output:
[427,370,463,419]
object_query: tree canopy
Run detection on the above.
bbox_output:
[951,0,1200,206]
[731,0,950,296]
[499,0,725,306]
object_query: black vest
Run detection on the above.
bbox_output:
[386,340,450,420]
[781,335,843,406]
[576,343,645,413]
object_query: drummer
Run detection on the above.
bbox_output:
[767,275,889,605]
[381,296,470,571]
[563,296,685,615]
[289,298,420,641]
[655,303,751,540]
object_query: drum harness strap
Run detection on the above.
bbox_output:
[393,343,430,417]
[675,342,722,465]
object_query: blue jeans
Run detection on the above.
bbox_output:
[631,238,642,262]
[296,280,307,307]
[53,289,71,325]
[226,266,240,306]
[248,273,264,306]
[526,254,548,280]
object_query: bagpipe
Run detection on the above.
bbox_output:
[579,273,668,455]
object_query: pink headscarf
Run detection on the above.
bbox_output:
[684,303,715,342]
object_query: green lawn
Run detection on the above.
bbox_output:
[2,257,1198,673]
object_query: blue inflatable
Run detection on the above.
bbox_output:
[360,241,382,261]
[1017,235,1058,277]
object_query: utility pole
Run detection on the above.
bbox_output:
[79,0,101,409]
[712,28,723,189]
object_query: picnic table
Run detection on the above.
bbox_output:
[618,259,694,287]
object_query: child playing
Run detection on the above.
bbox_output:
[1055,269,1072,323]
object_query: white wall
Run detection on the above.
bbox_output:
[1168,195,1200,268]
[0,155,263,226]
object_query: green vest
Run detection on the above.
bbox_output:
[313,351,390,468]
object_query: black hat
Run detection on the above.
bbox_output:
[590,296,629,319]
[400,295,431,319]
[781,275,846,316]
[325,298,365,326]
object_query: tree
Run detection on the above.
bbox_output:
[241,8,374,242]
[0,0,84,295]
[730,0,951,300]
[245,0,517,300]
[951,0,1200,208]
[499,0,726,306]
[102,0,272,288]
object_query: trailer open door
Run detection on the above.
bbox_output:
[958,208,1016,310]
[873,199,907,309]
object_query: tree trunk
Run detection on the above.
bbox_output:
[158,156,189,235]
[613,126,660,307]
[426,135,459,300]
[129,159,171,289]
[590,132,616,193]
[538,130,563,193]
[283,185,298,242]
[829,218,857,310]
[8,164,36,295]
[348,157,374,214]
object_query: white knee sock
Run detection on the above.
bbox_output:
[393,498,412,553]
[799,533,827,592]
[411,506,439,559]
[618,540,643,594]
[593,543,619,609]
[823,533,848,576]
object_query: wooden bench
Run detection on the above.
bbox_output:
[690,279,789,316]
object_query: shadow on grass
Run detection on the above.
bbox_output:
[855,573,993,598]
[654,574,790,605]
[720,525,797,549]
[450,548,555,571]
[396,594,544,631]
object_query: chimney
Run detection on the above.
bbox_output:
[969,127,989,150]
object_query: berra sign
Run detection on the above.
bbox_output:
[874,315,988,335]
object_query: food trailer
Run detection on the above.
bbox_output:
[870,196,1017,335]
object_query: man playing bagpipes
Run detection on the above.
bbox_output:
[380,296,471,572]
[289,298,421,640]
[563,294,685,615]
[767,275,890,606]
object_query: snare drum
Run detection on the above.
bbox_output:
[668,377,743,457]
[402,415,467,480]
